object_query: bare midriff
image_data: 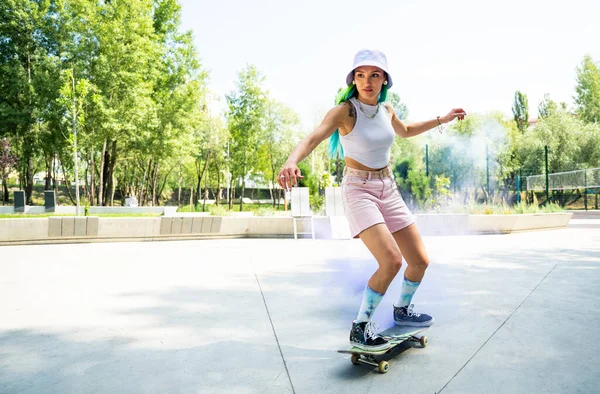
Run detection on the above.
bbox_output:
[344,156,388,172]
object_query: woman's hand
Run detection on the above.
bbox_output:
[277,162,304,191]
[442,108,467,123]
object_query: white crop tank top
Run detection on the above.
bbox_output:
[339,97,395,169]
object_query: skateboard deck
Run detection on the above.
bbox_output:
[337,325,429,373]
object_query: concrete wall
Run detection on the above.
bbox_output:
[415,214,470,235]
[468,213,572,234]
[0,218,48,242]
[0,213,573,245]
[48,217,99,237]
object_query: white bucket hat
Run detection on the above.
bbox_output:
[346,49,393,88]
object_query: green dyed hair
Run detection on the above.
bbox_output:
[328,78,389,159]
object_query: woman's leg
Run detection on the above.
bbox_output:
[392,223,429,283]
[353,222,403,322]
[349,223,403,350]
[391,223,434,326]
[359,223,404,294]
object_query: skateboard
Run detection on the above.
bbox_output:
[337,325,429,373]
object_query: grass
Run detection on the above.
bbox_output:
[467,202,565,215]
[0,213,76,219]
[178,202,287,216]
[0,213,162,219]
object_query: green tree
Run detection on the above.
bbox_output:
[0,138,17,203]
[407,167,432,210]
[574,55,600,123]
[135,0,207,206]
[226,65,268,210]
[0,0,55,203]
[512,90,529,132]
[516,110,582,175]
[538,93,558,119]
[386,91,409,120]
[258,99,300,206]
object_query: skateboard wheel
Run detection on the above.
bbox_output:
[351,354,360,365]
[420,336,428,347]
[378,361,389,374]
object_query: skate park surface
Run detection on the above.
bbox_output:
[1,221,599,393]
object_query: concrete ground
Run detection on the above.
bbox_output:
[1,221,599,393]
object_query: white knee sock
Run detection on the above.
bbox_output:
[395,276,420,308]
[356,285,384,322]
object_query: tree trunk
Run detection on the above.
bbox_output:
[61,162,76,205]
[239,177,245,211]
[44,155,52,190]
[98,139,107,205]
[228,176,235,210]
[195,152,210,210]
[2,182,8,205]
[202,173,208,212]
[157,165,175,206]
[138,158,149,206]
[25,156,34,205]
[177,166,182,207]
[90,149,95,206]
[53,155,58,197]
[151,161,158,206]
[104,140,117,206]
[84,162,89,204]
[215,161,221,206]
[239,161,246,211]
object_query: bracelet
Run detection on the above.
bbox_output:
[436,116,443,133]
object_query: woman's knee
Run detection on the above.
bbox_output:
[412,257,429,272]
[381,254,403,276]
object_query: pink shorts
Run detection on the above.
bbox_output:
[341,166,416,238]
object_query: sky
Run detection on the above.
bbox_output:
[180,0,600,130]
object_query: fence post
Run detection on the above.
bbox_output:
[425,144,429,177]
[544,146,549,204]
[584,170,587,211]
[516,170,521,204]
[453,168,457,193]
[486,145,490,196]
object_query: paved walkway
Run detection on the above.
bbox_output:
[1,226,599,393]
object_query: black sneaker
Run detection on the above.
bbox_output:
[349,321,391,351]
[393,304,435,327]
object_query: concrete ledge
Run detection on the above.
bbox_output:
[415,214,470,235]
[48,217,62,237]
[98,218,162,238]
[468,212,573,234]
[47,217,99,237]
[415,213,572,235]
[0,213,574,245]
[0,218,48,241]
[87,217,99,236]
